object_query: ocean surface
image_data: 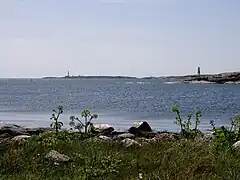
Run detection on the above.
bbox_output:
[0,78,239,132]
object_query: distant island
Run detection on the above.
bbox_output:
[181,71,240,84]
[42,75,139,80]
[42,71,158,80]
[42,71,240,84]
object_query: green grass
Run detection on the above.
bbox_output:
[1,131,240,180]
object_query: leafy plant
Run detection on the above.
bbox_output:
[194,109,202,131]
[50,105,64,135]
[172,106,185,131]
[172,106,203,138]
[211,114,240,152]
[69,109,98,133]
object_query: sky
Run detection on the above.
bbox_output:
[0,0,239,78]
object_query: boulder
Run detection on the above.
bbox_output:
[121,138,141,148]
[98,135,112,141]
[117,133,135,139]
[91,124,114,134]
[128,121,152,135]
[233,141,240,149]
[0,124,28,137]
[11,135,31,141]
[45,150,71,163]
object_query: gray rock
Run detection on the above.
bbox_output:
[98,135,111,141]
[11,135,31,141]
[45,150,71,163]
[91,124,114,134]
[0,124,28,136]
[121,138,141,148]
[117,133,135,139]
[233,141,240,149]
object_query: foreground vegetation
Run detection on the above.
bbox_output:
[1,131,240,180]
[0,106,240,179]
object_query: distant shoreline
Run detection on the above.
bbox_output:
[42,71,240,84]
[42,75,159,80]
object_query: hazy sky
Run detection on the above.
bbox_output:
[0,0,239,78]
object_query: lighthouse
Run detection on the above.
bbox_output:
[197,67,201,76]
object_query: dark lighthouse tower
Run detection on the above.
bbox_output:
[197,67,201,76]
[67,70,70,77]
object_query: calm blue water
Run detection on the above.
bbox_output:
[0,78,239,132]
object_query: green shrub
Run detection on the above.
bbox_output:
[211,114,240,152]
[172,106,203,138]
[50,105,64,135]
[69,109,98,133]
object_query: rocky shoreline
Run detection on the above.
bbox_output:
[182,72,240,84]
[0,122,180,147]
[0,121,211,150]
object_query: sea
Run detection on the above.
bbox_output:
[0,78,239,132]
